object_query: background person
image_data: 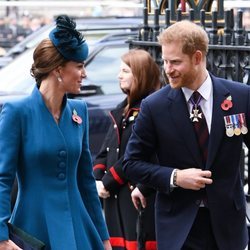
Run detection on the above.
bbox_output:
[123,20,249,250]
[93,49,161,250]
[0,15,111,250]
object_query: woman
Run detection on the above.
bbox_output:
[0,15,111,250]
[93,49,161,250]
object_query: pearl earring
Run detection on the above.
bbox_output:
[57,77,62,82]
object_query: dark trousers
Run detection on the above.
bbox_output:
[181,207,219,250]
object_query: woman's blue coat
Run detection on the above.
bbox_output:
[0,87,109,249]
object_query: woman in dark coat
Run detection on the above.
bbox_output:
[93,49,161,250]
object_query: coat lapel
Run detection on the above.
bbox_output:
[168,88,203,166]
[206,75,231,169]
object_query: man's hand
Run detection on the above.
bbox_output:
[131,187,146,210]
[103,239,112,250]
[95,180,110,199]
[0,240,22,250]
[175,168,213,190]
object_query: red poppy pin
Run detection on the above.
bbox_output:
[72,109,82,124]
[221,95,233,111]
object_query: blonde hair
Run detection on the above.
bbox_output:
[158,20,209,57]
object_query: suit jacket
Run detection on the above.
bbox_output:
[0,87,109,250]
[123,74,250,250]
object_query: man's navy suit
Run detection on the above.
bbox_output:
[123,74,250,250]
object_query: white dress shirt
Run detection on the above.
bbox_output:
[170,72,213,187]
[182,72,213,133]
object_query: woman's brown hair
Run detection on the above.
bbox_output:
[30,38,68,86]
[121,49,161,112]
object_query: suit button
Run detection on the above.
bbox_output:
[195,200,201,206]
[59,162,66,169]
[59,151,66,157]
[106,147,109,152]
[58,173,66,180]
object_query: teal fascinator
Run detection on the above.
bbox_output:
[49,15,89,62]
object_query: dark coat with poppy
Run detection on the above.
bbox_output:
[93,99,157,250]
[123,74,250,250]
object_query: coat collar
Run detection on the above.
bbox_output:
[110,98,141,122]
[30,86,68,124]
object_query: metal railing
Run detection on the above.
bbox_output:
[128,3,250,197]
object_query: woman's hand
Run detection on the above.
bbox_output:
[103,239,112,250]
[131,187,146,210]
[96,180,110,199]
[0,240,22,250]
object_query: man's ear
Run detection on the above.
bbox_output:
[193,50,203,65]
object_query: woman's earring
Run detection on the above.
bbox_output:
[57,77,62,82]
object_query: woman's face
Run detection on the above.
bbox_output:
[59,61,86,94]
[118,61,134,94]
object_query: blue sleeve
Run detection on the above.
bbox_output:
[0,102,21,240]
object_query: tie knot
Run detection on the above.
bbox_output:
[191,91,201,104]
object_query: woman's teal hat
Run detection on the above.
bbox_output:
[49,15,89,62]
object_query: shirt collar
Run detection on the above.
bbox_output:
[182,72,212,103]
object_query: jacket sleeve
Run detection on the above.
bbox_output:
[92,126,113,180]
[0,103,20,241]
[101,155,127,193]
[137,184,155,197]
[123,99,173,194]
[93,119,128,192]
[77,102,109,241]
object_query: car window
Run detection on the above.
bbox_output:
[85,45,128,95]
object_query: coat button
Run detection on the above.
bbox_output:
[116,148,119,153]
[58,173,66,180]
[130,185,134,191]
[59,151,66,157]
[106,147,109,152]
[59,162,66,169]
[114,124,117,129]
[195,200,201,206]
[114,195,117,199]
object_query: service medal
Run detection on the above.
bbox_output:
[224,116,234,137]
[239,113,248,135]
[226,127,234,137]
[241,125,248,135]
[232,114,241,136]
[190,108,202,122]
[234,127,241,136]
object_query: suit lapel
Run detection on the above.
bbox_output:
[206,76,231,169]
[168,89,203,166]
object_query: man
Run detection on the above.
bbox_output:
[123,20,249,250]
